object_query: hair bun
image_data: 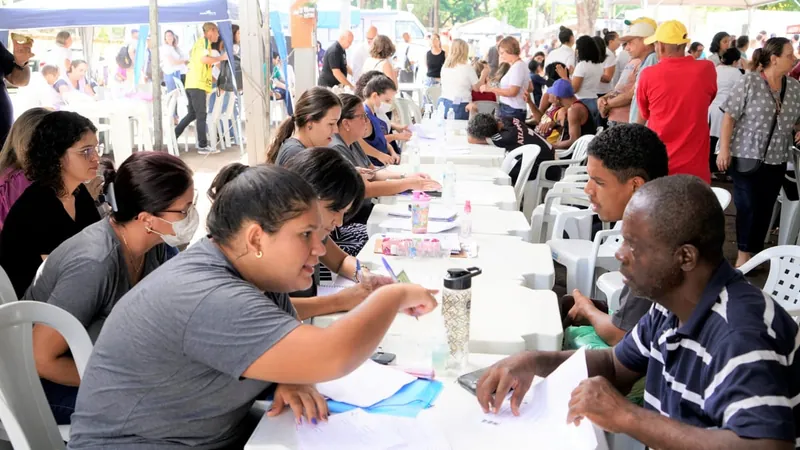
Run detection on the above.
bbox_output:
[99,159,116,191]
[602,28,609,35]
[559,26,567,31]
[207,163,249,202]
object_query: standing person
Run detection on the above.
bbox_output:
[568,36,604,124]
[545,27,576,73]
[175,22,227,155]
[620,18,658,125]
[349,26,377,83]
[425,33,446,87]
[398,32,417,83]
[0,111,101,297]
[602,30,622,87]
[528,59,547,107]
[636,20,716,183]
[487,35,502,76]
[707,32,732,66]
[362,35,398,87]
[594,36,616,102]
[439,39,486,120]
[708,48,743,179]
[161,30,187,93]
[1,37,33,146]
[47,31,73,75]
[717,37,800,268]
[688,42,704,59]
[480,37,529,122]
[598,46,642,126]
[319,31,354,89]
[736,35,750,60]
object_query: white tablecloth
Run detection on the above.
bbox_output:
[377,182,518,212]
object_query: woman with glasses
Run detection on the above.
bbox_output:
[27,151,195,425]
[0,111,102,297]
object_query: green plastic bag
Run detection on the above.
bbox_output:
[564,326,611,350]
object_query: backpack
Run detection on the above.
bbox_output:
[217,55,243,92]
[116,46,132,69]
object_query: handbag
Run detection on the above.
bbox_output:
[732,75,786,174]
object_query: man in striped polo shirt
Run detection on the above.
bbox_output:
[477,175,799,449]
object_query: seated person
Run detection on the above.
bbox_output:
[38,65,64,109]
[54,60,95,102]
[28,152,195,424]
[467,113,560,185]
[0,111,102,297]
[355,71,411,165]
[478,175,800,450]
[0,108,50,231]
[67,165,438,449]
[535,79,595,152]
[559,124,669,346]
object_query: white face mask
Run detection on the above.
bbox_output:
[378,102,393,114]
[152,206,200,247]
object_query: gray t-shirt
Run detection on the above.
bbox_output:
[611,285,652,332]
[275,137,307,166]
[330,134,371,168]
[25,219,167,341]
[68,238,300,449]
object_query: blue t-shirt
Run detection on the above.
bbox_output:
[629,52,658,123]
[364,104,389,165]
[0,42,17,145]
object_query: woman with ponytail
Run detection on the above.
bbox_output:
[266,87,342,165]
[28,151,195,425]
[718,37,800,268]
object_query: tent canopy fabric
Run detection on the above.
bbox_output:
[0,0,237,30]
[610,0,779,7]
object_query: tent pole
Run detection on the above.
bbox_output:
[242,0,269,165]
[149,0,163,151]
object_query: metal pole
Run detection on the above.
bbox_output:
[149,0,163,151]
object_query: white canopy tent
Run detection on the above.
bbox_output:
[448,17,525,40]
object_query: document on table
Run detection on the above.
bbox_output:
[297,409,451,450]
[317,277,356,297]
[316,359,417,408]
[387,204,458,221]
[471,348,597,450]
[379,217,460,234]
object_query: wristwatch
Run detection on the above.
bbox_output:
[13,61,28,71]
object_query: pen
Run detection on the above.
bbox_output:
[381,257,418,321]
[355,259,362,284]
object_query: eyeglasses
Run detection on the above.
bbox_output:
[161,191,198,217]
[70,146,100,161]
[349,113,369,122]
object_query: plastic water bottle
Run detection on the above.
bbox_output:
[459,200,472,240]
[446,108,456,136]
[408,137,422,174]
[424,104,433,121]
[431,323,449,376]
[443,162,457,207]
[436,103,446,130]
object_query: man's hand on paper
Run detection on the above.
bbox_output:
[267,384,329,425]
[397,284,438,317]
[476,352,535,416]
[567,376,633,433]
[341,273,395,311]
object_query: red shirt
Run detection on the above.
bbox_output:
[637,56,717,183]
[472,90,497,102]
[790,62,800,81]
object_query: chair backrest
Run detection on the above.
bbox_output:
[711,187,732,210]
[567,135,594,164]
[393,97,414,126]
[0,266,18,305]
[738,245,800,314]
[510,145,541,208]
[0,301,93,450]
[425,85,442,106]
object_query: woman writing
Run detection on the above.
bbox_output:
[439,39,487,120]
[717,38,800,268]
[358,72,411,166]
[425,33,446,87]
[0,108,50,231]
[67,165,438,449]
[29,152,195,424]
[480,37,530,122]
[0,111,101,296]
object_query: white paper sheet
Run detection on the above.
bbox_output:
[317,277,356,297]
[379,218,460,234]
[387,204,458,221]
[297,409,451,450]
[316,359,417,408]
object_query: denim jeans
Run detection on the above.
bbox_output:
[730,162,786,253]
[437,98,469,120]
[497,103,527,122]
[42,378,79,424]
[164,71,181,92]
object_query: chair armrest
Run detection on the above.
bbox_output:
[551,208,597,239]
[565,165,589,176]
[588,229,623,292]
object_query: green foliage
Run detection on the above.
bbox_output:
[759,0,800,11]
[494,0,531,29]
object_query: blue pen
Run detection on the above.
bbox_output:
[355,259,362,284]
[381,257,418,320]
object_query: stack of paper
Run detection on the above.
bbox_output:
[317,360,417,407]
[297,409,451,450]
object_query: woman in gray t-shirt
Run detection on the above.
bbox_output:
[29,152,196,425]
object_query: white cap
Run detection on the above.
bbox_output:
[620,22,656,42]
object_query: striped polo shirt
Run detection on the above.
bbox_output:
[616,260,800,446]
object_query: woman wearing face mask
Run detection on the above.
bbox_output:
[0,111,102,297]
[358,72,411,166]
[67,165,438,449]
[266,87,342,165]
[27,152,195,425]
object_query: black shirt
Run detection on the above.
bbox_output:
[530,73,547,108]
[490,117,561,184]
[0,182,101,296]
[318,42,347,88]
[426,50,445,78]
[0,42,16,146]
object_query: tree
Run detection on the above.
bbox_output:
[759,0,800,10]
[576,0,600,36]
[438,0,479,27]
[494,0,530,29]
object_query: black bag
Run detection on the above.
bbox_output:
[116,46,132,69]
[217,54,242,92]
[733,75,787,174]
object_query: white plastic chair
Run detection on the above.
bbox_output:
[0,301,93,449]
[711,187,732,211]
[523,135,594,220]
[469,101,498,119]
[218,95,242,148]
[765,172,799,246]
[555,133,594,160]
[162,90,180,157]
[548,217,624,297]
[425,85,441,107]
[395,97,422,126]
[738,245,800,315]
[501,145,541,210]
[530,181,592,243]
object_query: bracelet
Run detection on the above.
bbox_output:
[13,61,28,71]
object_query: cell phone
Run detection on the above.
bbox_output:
[370,351,396,365]
[457,368,488,396]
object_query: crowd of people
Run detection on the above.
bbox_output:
[0,17,799,450]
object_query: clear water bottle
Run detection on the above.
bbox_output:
[459,200,472,240]
[408,137,422,174]
[424,104,434,121]
[443,162,457,207]
[442,267,482,373]
[436,103,446,130]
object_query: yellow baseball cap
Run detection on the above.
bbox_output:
[644,20,691,45]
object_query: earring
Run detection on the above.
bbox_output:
[255,251,263,259]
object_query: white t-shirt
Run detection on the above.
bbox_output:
[349,42,370,82]
[499,60,529,110]
[160,44,183,74]
[45,46,72,74]
[363,57,391,77]
[544,45,575,69]
[440,63,478,103]
[572,61,604,99]
[598,48,617,94]
[612,49,630,87]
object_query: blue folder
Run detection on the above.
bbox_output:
[327,378,444,418]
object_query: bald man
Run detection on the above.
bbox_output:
[319,31,355,88]
[349,26,377,82]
